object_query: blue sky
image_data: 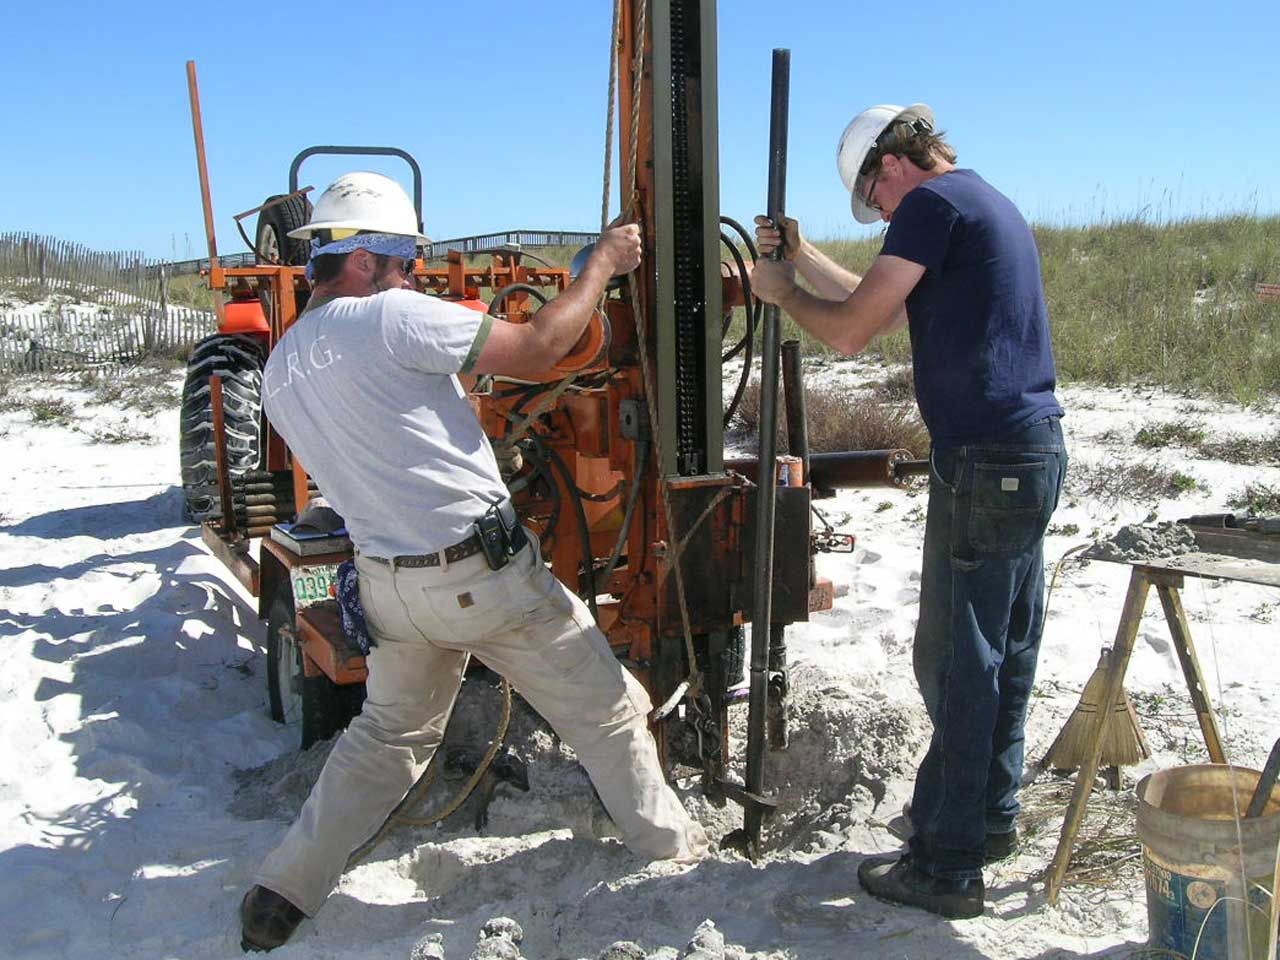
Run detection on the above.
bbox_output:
[2,0,1276,260]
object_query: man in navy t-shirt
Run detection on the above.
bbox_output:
[753,104,1067,919]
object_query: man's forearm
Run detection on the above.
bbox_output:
[776,285,879,356]
[794,240,863,300]
[529,256,611,361]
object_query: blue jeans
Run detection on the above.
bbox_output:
[907,417,1067,879]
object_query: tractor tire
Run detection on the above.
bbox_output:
[179,333,267,522]
[255,193,312,266]
[266,583,365,750]
[266,586,302,727]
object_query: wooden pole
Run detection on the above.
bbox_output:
[186,60,226,326]
[1046,568,1151,903]
[1156,577,1227,763]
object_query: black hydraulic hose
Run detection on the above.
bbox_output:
[515,439,562,550]
[720,232,756,362]
[597,440,649,591]
[493,382,546,400]
[719,236,758,428]
[723,302,762,430]
[719,215,760,262]
[542,443,599,622]
[489,282,549,317]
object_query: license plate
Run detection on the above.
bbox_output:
[290,564,339,608]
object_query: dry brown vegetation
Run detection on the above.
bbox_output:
[730,379,929,457]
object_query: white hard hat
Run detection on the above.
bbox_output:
[836,103,935,224]
[288,171,430,245]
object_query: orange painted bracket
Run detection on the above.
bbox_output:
[297,600,368,684]
[201,523,260,596]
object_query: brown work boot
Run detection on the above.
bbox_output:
[857,853,984,919]
[240,885,306,952]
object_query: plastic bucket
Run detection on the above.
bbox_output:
[1137,765,1280,960]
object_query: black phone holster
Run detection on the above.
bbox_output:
[475,498,528,571]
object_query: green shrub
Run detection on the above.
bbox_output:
[1134,419,1207,449]
[1067,461,1201,501]
[1197,433,1280,464]
[30,397,76,425]
[89,422,154,445]
[1228,483,1280,514]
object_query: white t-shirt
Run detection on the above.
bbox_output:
[262,288,508,558]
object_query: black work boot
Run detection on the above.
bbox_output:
[857,853,984,919]
[240,885,306,952]
[984,827,1019,864]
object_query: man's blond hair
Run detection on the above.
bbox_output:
[864,119,957,176]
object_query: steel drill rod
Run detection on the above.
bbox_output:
[744,47,791,853]
[780,340,809,479]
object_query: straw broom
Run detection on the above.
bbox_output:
[1042,646,1151,774]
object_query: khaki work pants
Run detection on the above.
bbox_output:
[254,537,707,916]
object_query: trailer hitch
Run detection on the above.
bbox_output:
[812,531,855,553]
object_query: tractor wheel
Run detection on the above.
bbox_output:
[255,193,312,266]
[178,333,267,522]
[266,583,365,750]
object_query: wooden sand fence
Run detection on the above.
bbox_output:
[0,233,217,372]
[0,231,158,307]
[0,307,216,373]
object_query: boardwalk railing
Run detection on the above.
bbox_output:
[144,230,600,277]
[426,230,598,259]
[0,307,216,373]
[143,252,258,279]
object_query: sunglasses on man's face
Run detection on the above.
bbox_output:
[862,171,882,213]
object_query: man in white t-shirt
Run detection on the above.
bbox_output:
[240,172,707,952]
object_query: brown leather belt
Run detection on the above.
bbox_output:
[363,531,485,568]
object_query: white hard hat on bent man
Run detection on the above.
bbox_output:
[836,103,936,223]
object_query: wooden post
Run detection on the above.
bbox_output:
[1155,576,1227,764]
[158,264,169,349]
[1046,567,1152,904]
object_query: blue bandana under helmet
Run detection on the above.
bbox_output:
[305,232,418,281]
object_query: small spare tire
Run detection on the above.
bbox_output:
[255,193,312,266]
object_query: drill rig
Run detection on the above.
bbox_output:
[183,0,922,857]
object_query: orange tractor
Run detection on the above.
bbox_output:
[182,0,921,855]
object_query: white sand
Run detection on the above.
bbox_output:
[2,361,1277,959]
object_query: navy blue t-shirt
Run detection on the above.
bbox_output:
[880,169,1063,446]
